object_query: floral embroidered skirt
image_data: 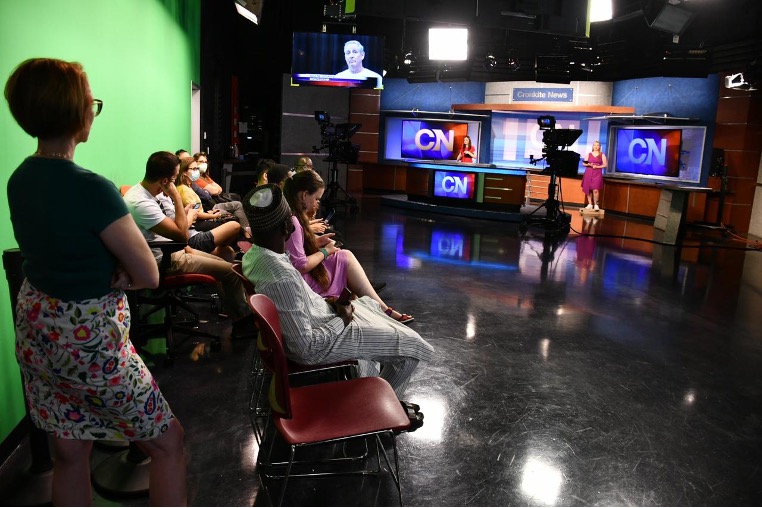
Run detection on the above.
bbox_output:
[14,280,174,440]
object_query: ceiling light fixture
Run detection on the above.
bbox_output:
[234,0,259,24]
[484,54,498,70]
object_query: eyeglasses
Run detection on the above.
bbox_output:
[92,99,103,117]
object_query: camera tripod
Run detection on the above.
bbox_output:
[322,157,360,213]
[520,171,571,235]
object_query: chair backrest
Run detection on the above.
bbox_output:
[246,294,292,420]
[231,262,256,296]
[120,185,132,197]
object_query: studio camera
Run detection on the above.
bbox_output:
[529,115,583,177]
[313,110,361,164]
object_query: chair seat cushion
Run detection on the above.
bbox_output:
[162,273,217,287]
[274,377,410,445]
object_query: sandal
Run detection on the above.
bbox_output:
[385,307,414,324]
[397,401,424,433]
[400,400,421,412]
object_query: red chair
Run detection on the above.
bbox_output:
[246,294,411,506]
[120,185,221,363]
[129,241,220,364]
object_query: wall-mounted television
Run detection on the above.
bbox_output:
[401,120,470,160]
[383,114,483,163]
[613,128,681,177]
[608,125,706,183]
[291,32,385,89]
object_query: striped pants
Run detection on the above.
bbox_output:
[290,296,435,398]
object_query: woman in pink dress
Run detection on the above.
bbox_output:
[283,170,414,323]
[581,140,607,211]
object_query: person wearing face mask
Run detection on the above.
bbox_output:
[175,156,241,260]
[184,156,252,239]
[192,151,223,194]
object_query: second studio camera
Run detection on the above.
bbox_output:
[530,115,583,177]
[313,110,361,164]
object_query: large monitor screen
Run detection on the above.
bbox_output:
[614,128,682,177]
[291,32,385,89]
[383,115,482,163]
[401,120,470,160]
[608,125,706,183]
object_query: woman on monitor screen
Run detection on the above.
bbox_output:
[582,140,607,211]
[456,135,476,163]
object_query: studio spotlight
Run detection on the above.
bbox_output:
[507,50,521,72]
[484,54,498,70]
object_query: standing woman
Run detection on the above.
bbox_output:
[4,58,186,506]
[582,140,607,211]
[456,135,476,163]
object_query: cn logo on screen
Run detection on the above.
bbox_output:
[433,171,475,199]
[616,129,681,177]
[401,120,469,159]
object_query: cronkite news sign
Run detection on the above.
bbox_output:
[512,88,574,103]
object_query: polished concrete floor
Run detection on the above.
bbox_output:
[2,195,762,506]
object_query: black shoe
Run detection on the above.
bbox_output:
[371,281,387,293]
[232,314,257,339]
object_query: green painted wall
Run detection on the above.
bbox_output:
[0,0,199,446]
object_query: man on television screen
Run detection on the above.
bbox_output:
[334,40,382,88]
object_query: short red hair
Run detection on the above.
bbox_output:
[4,58,91,139]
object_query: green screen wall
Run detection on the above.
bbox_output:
[0,0,199,447]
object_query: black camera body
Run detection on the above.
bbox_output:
[313,111,361,164]
[530,115,583,177]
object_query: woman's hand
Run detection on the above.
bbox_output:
[309,218,327,234]
[316,233,335,247]
[110,264,132,291]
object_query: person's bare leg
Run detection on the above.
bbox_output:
[211,222,241,248]
[344,250,409,320]
[211,245,235,262]
[52,438,94,506]
[134,419,187,507]
[592,189,600,206]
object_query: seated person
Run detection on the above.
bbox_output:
[282,170,412,323]
[180,157,252,239]
[175,157,241,261]
[192,151,223,195]
[265,163,294,188]
[193,151,243,200]
[294,156,314,173]
[255,158,278,186]
[123,151,253,333]
[241,185,433,397]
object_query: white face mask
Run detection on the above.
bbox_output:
[190,169,201,182]
[198,162,208,173]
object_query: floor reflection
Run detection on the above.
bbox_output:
[2,197,761,506]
